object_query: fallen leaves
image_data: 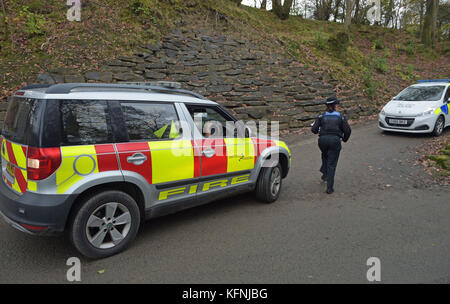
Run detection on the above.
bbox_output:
[416,133,450,185]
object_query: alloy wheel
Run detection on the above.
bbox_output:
[85,202,132,249]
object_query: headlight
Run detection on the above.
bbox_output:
[380,109,386,116]
[416,108,434,117]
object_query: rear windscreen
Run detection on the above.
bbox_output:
[2,97,43,145]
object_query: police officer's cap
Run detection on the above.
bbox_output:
[325,97,339,105]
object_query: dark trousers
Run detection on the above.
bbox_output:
[318,135,342,191]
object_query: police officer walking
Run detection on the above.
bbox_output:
[311,97,351,194]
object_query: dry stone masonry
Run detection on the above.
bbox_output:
[32,28,376,131]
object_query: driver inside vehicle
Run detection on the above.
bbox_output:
[203,120,222,138]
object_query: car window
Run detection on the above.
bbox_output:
[445,86,450,102]
[187,106,234,138]
[60,100,113,146]
[393,85,446,101]
[2,97,44,145]
[121,102,180,141]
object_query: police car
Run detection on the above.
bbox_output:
[0,82,291,258]
[379,79,450,136]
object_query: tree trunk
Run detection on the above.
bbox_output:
[261,0,267,10]
[333,0,342,22]
[0,0,8,42]
[273,0,294,20]
[431,0,437,45]
[354,0,360,24]
[419,0,424,36]
[344,0,355,31]
[422,0,437,47]
[384,0,394,27]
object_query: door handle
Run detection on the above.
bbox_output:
[202,148,216,158]
[127,153,147,165]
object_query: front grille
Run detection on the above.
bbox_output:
[385,117,415,127]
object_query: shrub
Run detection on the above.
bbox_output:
[405,42,416,56]
[19,6,47,37]
[374,56,388,73]
[328,32,350,55]
[129,1,152,16]
[373,38,384,50]
[314,32,327,50]
[362,66,378,99]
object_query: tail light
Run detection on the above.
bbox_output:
[27,147,61,180]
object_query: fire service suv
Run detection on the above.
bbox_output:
[0,82,291,258]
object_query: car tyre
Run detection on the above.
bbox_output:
[255,162,282,203]
[432,115,445,137]
[70,190,141,259]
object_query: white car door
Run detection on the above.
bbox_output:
[444,86,450,127]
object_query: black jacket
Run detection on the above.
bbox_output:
[311,111,352,142]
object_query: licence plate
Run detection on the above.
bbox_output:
[6,162,15,178]
[389,119,408,125]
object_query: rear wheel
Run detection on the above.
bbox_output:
[255,162,282,203]
[432,116,445,137]
[70,190,141,259]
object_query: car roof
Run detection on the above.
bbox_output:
[412,82,450,87]
[15,83,217,105]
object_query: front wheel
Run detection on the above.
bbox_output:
[255,163,283,203]
[432,116,445,137]
[70,190,141,259]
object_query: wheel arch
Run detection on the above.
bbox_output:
[65,181,146,231]
[254,146,290,179]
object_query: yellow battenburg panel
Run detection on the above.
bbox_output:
[224,138,255,173]
[149,140,194,184]
[27,180,37,192]
[273,140,291,156]
[1,140,28,194]
[1,139,9,162]
[273,140,291,166]
[11,142,27,168]
[56,145,99,194]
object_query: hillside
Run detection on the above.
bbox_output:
[0,0,449,130]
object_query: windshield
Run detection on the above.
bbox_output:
[393,85,445,101]
[2,97,44,145]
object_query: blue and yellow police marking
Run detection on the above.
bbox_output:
[435,104,449,116]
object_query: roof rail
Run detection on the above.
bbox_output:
[19,84,53,90]
[417,79,450,83]
[43,83,206,99]
[122,81,182,89]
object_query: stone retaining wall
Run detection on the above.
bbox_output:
[2,28,376,130]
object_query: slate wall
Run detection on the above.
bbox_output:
[5,28,376,130]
